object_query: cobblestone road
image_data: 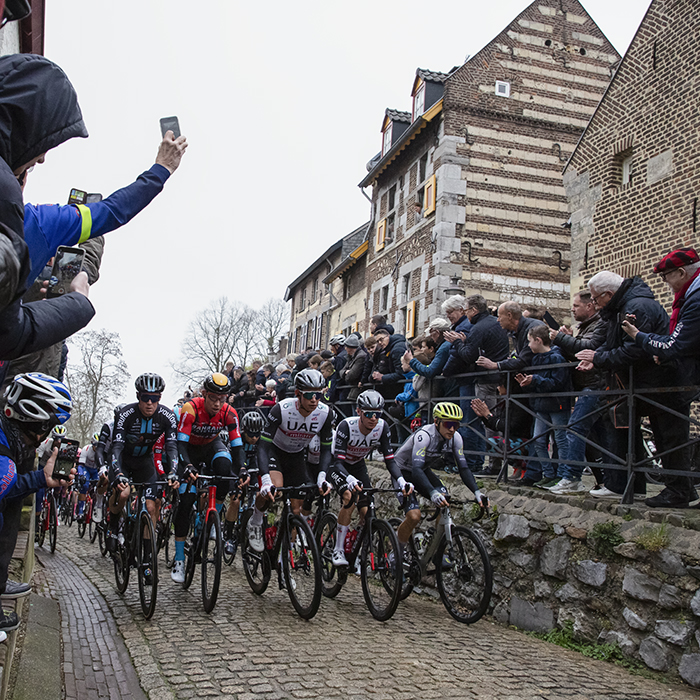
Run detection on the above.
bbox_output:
[37,528,698,700]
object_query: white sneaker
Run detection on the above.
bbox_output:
[0,631,6,643]
[247,521,264,553]
[332,550,348,567]
[171,560,185,584]
[550,478,586,494]
[589,486,621,499]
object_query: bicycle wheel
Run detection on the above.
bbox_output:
[222,515,239,566]
[360,518,402,621]
[77,505,87,538]
[137,512,158,620]
[240,510,270,595]
[89,504,98,544]
[201,510,222,613]
[282,513,321,620]
[113,533,130,594]
[317,512,344,598]
[161,505,176,569]
[183,510,198,590]
[37,501,47,548]
[388,517,419,600]
[98,524,108,556]
[435,525,492,624]
[48,495,58,553]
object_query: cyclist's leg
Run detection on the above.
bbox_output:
[172,484,196,580]
[284,451,311,516]
[76,466,88,516]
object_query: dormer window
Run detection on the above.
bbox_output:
[382,123,393,156]
[413,84,425,120]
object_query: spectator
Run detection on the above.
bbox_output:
[255,379,277,408]
[360,336,377,387]
[256,363,276,395]
[369,314,394,335]
[320,350,333,360]
[0,54,95,360]
[319,360,339,402]
[575,271,674,503]
[403,318,452,382]
[621,249,700,507]
[275,363,292,401]
[223,361,234,379]
[329,335,347,372]
[337,335,365,405]
[230,367,249,408]
[242,370,258,407]
[549,290,608,494]
[308,354,323,370]
[285,353,298,371]
[371,327,407,399]
[252,360,264,391]
[515,324,572,489]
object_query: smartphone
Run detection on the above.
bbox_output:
[46,246,85,299]
[86,193,103,203]
[67,188,87,206]
[159,116,181,139]
[52,438,79,481]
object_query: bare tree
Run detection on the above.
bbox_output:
[64,329,129,446]
[256,298,290,360]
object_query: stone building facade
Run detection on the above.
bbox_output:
[357,0,620,337]
[564,0,698,310]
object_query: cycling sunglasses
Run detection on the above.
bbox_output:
[441,420,461,430]
[301,391,324,400]
[361,411,382,419]
[139,393,161,404]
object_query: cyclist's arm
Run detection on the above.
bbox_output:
[451,431,479,493]
[110,415,127,477]
[378,420,401,481]
[317,411,333,474]
[94,423,109,468]
[176,401,196,476]
[225,406,245,475]
[163,411,179,473]
[257,403,282,477]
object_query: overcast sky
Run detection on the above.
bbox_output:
[25,0,650,406]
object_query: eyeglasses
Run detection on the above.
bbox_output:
[591,291,610,304]
[660,268,681,281]
[440,420,461,430]
[361,411,382,419]
[139,393,161,404]
[245,432,261,438]
[301,391,323,401]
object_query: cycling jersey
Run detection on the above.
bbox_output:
[258,398,332,476]
[95,420,113,469]
[333,417,396,469]
[177,398,244,473]
[111,403,178,476]
[78,444,97,471]
[394,423,478,497]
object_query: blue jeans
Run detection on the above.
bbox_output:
[533,410,570,480]
[561,389,601,481]
[458,383,483,470]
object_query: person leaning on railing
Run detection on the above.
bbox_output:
[622,248,700,508]
[575,270,694,508]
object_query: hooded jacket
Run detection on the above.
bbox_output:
[497,316,546,372]
[553,312,607,391]
[374,333,407,397]
[0,54,93,360]
[442,314,472,381]
[453,311,509,384]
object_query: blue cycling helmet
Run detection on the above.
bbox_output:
[4,372,72,427]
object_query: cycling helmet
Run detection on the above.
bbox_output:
[242,411,265,435]
[294,368,325,392]
[92,431,100,444]
[203,372,231,394]
[329,334,346,346]
[357,390,384,412]
[432,402,463,422]
[51,425,68,438]
[4,373,72,426]
[135,373,165,394]
[114,403,127,418]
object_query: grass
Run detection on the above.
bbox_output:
[634,523,670,552]
[589,521,624,557]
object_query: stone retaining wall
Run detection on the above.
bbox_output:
[367,464,700,687]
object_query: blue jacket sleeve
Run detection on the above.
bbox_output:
[635,304,700,361]
[409,341,451,379]
[4,467,45,503]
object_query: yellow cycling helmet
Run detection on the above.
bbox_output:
[432,402,463,422]
[51,425,67,438]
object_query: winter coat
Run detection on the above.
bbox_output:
[497,316,547,373]
[396,371,420,418]
[331,347,347,373]
[409,337,452,379]
[374,333,407,398]
[528,347,573,413]
[0,54,93,360]
[453,311,509,384]
[553,313,608,390]
[442,315,473,382]
[338,349,365,402]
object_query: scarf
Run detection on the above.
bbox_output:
[670,268,700,332]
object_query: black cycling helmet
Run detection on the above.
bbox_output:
[357,389,384,412]
[242,411,265,435]
[135,373,165,394]
[203,372,231,394]
[294,368,325,392]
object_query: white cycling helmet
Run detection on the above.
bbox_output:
[329,334,346,346]
[4,372,72,427]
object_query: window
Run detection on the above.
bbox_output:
[381,285,389,311]
[495,80,511,97]
[300,287,306,311]
[311,277,318,303]
[382,123,393,156]
[405,300,416,338]
[423,174,436,215]
[343,272,351,302]
[419,153,428,183]
[375,219,387,251]
[622,155,633,186]
[413,84,425,120]
[402,272,411,300]
[388,184,396,211]
[386,213,395,242]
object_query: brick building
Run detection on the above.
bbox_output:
[285,223,369,352]
[564,0,697,311]
[358,0,620,337]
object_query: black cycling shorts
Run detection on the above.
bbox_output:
[328,459,372,509]
[395,469,446,514]
[187,438,233,500]
[268,445,312,499]
[121,455,158,501]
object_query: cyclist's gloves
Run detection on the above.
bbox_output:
[346,474,361,492]
[474,490,488,508]
[183,465,197,481]
[397,476,414,495]
[260,473,273,498]
[238,468,248,483]
[167,472,178,484]
[430,490,449,507]
[316,471,327,490]
[98,466,108,478]
[113,474,129,489]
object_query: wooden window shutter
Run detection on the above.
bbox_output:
[423,174,436,215]
[352,321,359,333]
[375,219,387,251]
[405,300,416,338]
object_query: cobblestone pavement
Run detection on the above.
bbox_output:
[37,528,699,700]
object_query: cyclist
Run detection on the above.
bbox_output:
[246,368,333,554]
[94,403,126,522]
[34,424,67,534]
[108,374,178,561]
[223,410,265,556]
[171,372,247,583]
[393,402,487,551]
[76,432,101,520]
[327,390,413,567]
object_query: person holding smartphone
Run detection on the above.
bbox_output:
[0,372,76,635]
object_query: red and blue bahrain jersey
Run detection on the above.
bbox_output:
[177,398,242,449]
